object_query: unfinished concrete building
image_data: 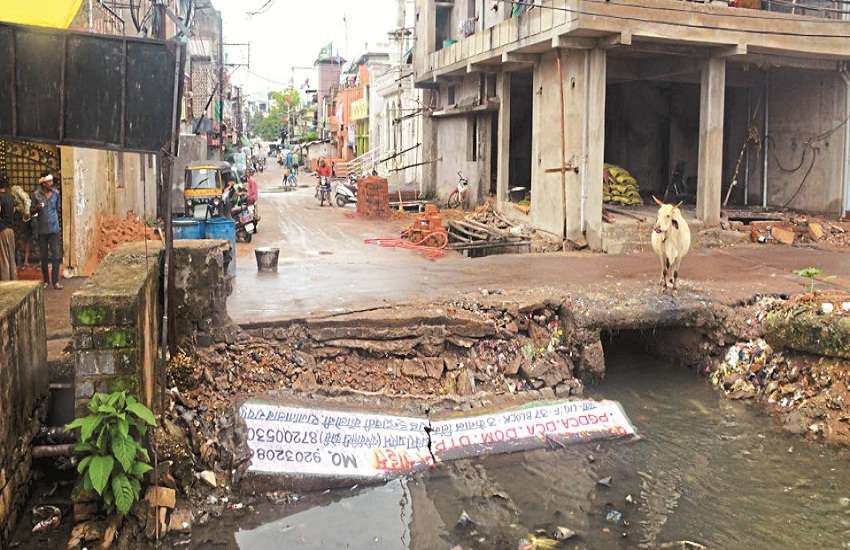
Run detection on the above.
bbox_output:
[413,0,850,250]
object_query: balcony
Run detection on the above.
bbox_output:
[422,0,850,82]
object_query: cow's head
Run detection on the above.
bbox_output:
[653,196,683,235]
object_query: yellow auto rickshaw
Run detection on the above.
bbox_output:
[183,161,238,219]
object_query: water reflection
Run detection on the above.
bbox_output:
[235,480,411,549]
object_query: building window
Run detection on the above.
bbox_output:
[467,116,478,162]
[447,85,456,106]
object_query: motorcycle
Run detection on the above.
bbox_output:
[316,176,332,207]
[334,175,358,207]
[232,192,260,243]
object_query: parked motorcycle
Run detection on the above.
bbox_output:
[335,176,358,207]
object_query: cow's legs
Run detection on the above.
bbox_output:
[671,257,682,290]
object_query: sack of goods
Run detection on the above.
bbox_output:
[603,163,643,206]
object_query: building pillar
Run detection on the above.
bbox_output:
[564,50,585,241]
[584,48,606,250]
[496,72,511,208]
[697,56,726,226]
[420,89,438,197]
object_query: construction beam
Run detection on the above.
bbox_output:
[598,30,632,49]
[467,62,496,74]
[501,52,538,65]
[551,35,597,50]
[715,43,748,57]
[637,57,701,82]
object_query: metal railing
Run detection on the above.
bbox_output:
[335,147,382,178]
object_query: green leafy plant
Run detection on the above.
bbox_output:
[794,266,836,293]
[66,391,156,514]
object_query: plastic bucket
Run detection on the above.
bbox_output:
[173,217,206,240]
[255,247,280,272]
[205,217,237,275]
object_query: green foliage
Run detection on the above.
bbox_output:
[66,391,156,515]
[793,266,835,292]
[794,266,823,279]
[253,87,310,141]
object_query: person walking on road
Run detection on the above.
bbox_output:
[31,172,63,289]
[0,177,17,281]
[246,169,258,204]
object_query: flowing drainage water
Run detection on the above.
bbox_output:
[192,348,850,549]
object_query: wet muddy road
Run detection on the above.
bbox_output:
[191,348,850,549]
[230,167,850,325]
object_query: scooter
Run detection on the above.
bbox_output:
[334,176,358,207]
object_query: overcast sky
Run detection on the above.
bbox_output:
[214,0,401,101]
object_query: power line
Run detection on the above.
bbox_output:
[247,0,276,16]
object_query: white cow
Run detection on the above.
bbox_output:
[651,196,691,291]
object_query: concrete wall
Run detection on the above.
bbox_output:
[172,134,209,214]
[0,282,47,547]
[72,240,236,415]
[71,243,161,414]
[60,147,158,274]
[433,75,494,204]
[764,68,846,215]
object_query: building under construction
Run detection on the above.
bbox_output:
[413,0,850,250]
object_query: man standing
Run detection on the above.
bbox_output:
[0,177,17,281]
[31,172,63,290]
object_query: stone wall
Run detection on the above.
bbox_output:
[0,282,48,547]
[71,243,161,414]
[171,240,237,347]
[72,240,237,413]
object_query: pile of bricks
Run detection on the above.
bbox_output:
[356,176,391,219]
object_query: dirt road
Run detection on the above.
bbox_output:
[229,165,850,323]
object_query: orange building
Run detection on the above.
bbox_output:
[333,63,369,162]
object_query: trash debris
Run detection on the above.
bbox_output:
[198,470,218,488]
[518,535,560,550]
[551,526,576,541]
[31,505,61,533]
[605,509,623,524]
[457,510,475,527]
[597,476,612,488]
[625,494,635,504]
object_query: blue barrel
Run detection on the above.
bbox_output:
[172,217,205,240]
[205,217,237,274]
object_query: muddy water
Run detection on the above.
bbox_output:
[193,350,850,549]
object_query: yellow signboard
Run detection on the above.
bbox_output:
[0,0,83,28]
[351,98,369,121]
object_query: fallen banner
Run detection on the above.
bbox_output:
[239,398,636,479]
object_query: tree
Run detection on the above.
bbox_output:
[252,88,304,141]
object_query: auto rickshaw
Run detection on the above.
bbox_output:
[183,161,237,219]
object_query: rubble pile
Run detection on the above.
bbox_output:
[710,336,850,444]
[89,213,159,271]
[763,292,850,360]
[170,298,601,410]
[739,215,850,247]
[603,164,643,206]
